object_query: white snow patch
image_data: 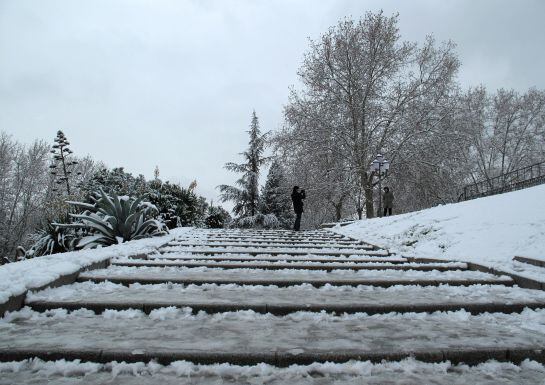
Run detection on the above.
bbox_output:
[0,228,193,306]
[0,357,544,383]
[333,184,545,280]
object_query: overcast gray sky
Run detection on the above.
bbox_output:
[1,0,544,203]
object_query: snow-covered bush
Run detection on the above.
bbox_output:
[81,167,210,228]
[58,189,168,248]
[260,160,294,229]
[205,206,232,228]
[232,213,280,229]
[148,180,208,228]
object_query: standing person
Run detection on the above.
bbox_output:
[383,187,394,216]
[291,186,306,231]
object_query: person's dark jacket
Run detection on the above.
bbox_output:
[383,191,394,208]
[291,190,306,214]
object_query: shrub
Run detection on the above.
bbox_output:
[205,206,232,228]
[58,189,168,248]
[232,213,280,229]
[24,224,79,257]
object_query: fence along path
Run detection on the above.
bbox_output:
[460,160,545,201]
[2,228,545,374]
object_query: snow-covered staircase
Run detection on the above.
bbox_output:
[2,228,545,382]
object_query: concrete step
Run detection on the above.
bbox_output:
[200,229,334,234]
[514,256,545,268]
[158,247,390,257]
[1,307,545,365]
[3,359,545,385]
[144,254,408,264]
[196,234,346,239]
[26,281,545,315]
[112,259,467,272]
[175,236,365,242]
[183,234,348,241]
[78,265,513,288]
[182,237,355,244]
[79,276,511,288]
[194,229,342,234]
[166,241,375,250]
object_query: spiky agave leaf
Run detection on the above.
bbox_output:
[61,189,168,249]
[25,224,77,257]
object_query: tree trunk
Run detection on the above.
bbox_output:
[334,202,343,221]
[364,180,374,218]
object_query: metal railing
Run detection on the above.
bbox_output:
[460,161,545,201]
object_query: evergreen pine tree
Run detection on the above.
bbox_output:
[260,160,294,229]
[219,111,267,220]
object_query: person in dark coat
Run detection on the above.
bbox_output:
[383,187,394,216]
[291,186,306,231]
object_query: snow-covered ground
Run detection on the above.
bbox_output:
[0,228,192,305]
[333,185,545,279]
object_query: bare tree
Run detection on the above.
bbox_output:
[459,87,545,185]
[276,11,460,218]
[0,134,51,262]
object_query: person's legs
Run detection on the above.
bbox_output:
[383,207,388,217]
[388,207,393,216]
[294,212,302,231]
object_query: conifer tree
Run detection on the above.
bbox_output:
[260,160,294,228]
[219,111,267,219]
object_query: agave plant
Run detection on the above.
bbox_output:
[25,224,78,257]
[57,189,168,249]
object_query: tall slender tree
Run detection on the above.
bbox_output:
[49,130,79,195]
[219,111,268,219]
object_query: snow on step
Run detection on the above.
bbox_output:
[26,281,545,315]
[78,265,512,287]
[112,258,466,271]
[197,229,343,235]
[158,246,389,256]
[147,253,405,264]
[1,307,545,365]
[514,255,545,268]
[167,241,375,250]
[2,358,545,385]
[185,230,344,236]
[179,235,349,242]
[171,239,370,247]
[502,260,545,284]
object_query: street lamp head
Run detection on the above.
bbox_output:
[382,160,390,171]
[376,153,384,163]
[370,160,379,172]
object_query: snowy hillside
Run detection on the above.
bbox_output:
[333,184,545,278]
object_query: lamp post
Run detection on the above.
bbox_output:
[369,154,390,217]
